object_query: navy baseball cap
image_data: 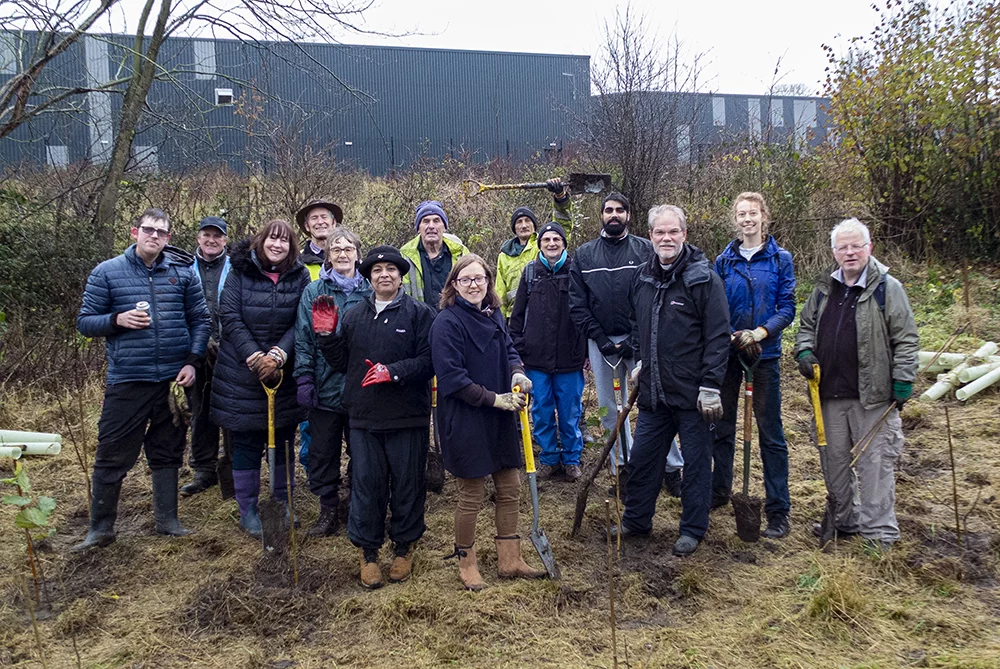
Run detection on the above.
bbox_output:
[198,216,227,234]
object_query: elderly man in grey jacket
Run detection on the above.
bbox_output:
[794,218,918,550]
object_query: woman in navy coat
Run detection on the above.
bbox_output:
[430,254,545,590]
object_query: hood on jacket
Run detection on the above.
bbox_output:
[125,243,196,269]
[720,234,780,262]
[500,235,533,258]
[228,237,303,276]
[642,244,711,286]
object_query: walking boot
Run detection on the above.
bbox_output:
[447,545,484,591]
[71,479,122,552]
[360,548,384,589]
[307,500,339,537]
[495,536,545,579]
[763,515,791,539]
[180,470,218,497]
[389,542,413,583]
[151,469,192,537]
[233,469,262,538]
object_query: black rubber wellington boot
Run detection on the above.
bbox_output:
[151,469,192,537]
[71,479,122,552]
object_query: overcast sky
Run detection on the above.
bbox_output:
[98,0,891,96]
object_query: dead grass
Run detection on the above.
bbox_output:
[3,269,1000,668]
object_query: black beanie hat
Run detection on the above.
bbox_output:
[509,206,538,233]
[537,222,568,246]
[603,192,631,212]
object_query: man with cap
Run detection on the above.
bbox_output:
[401,200,469,311]
[180,216,232,496]
[495,178,574,319]
[316,245,435,589]
[296,199,344,281]
[569,193,684,494]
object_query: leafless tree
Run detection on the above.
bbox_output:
[587,2,708,219]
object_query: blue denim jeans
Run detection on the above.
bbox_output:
[623,405,713,540]
[525,368,584,466]
[711,355,791,520]
[298,420,311,473]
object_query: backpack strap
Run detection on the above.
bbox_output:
[522,261,538,298]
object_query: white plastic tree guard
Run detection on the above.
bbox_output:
[0,430,63,443]
[920,342,998,402]
[0,446,22,459]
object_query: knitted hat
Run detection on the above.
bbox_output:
[509,206,538,233]
[359,245,409,280]
[414,200,449,230]
[537,222,568,246]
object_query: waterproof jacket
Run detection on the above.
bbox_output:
[294,274,373,412]
[78,245,210,385]
[300,242,324,281]
[400,233,469,305]
[629,245,731,411]
[794,256,919,409]
[509,256,587,374]
[316,290,435,430]
[195,247,230,341]
[210,239,310,431]
[495,196,573,317]
[714,236,797,360]
[569,232,653,347]
[430,299,523,478]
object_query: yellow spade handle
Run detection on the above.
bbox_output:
[514,385,535,474]
[262,371,283,452]
[808,364,826,447]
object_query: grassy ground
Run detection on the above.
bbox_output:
[2,264,1000,669]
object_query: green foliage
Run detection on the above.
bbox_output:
[1,462,57,539]
[824,0,1000,259]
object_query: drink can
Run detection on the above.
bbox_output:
[136,301,151,321]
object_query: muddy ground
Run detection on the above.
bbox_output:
[2,344,1000,667]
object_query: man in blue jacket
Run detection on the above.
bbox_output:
[74,208,211,551]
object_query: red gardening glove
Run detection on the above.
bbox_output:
[312,295,340,334]
[361,359,392,387]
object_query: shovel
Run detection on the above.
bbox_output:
[732,358,762,543]
[808,365,838,551]
[217,429,235,500]
[515,385,561,579]
[426,376,444,494]
[260,372,292,560]
[463,172,612,197]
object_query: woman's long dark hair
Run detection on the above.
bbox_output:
[251,219,299,274]
[439,254,500,311]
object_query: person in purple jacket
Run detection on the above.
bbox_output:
[712,192,797,539]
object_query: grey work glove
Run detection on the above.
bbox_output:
[511,372,532,393]
[493,391,527,412]
[697,387,723,422]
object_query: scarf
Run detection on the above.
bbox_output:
[539,250,567,273]
[320,263,364,295]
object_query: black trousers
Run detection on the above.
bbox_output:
[306,408,350,505]
[186,362,219,473]
[93,381,186,486]
[347,427,427,550]
[231,426,296,471]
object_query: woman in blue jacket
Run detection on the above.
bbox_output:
[713,192,796,539]
[211,219,310,538]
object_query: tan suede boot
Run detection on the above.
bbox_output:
[388,549,413,583]
[359,549,383,589]
[455,545,484,590]
[495,535,545,579]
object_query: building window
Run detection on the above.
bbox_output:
[46,145,69,169]
[193,40,216,80]
[747,98,761,140]
[676,125,691,164]
[215,88,234,105]
[712,97,726,127]
[793,99,818,145]
[770,99,785,128]
[1,32,19,75]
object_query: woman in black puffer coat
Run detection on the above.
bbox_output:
[211,219,310,537]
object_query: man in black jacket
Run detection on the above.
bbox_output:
[317,245,435,589]
[618,205,731,557]
[568,193,683,491]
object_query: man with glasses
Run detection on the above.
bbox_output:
[569,193,683,495]
[180,216,231,497]
[794,218,918,551]
[75,208,211,551]
[401,200,469,311]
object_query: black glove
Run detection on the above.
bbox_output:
[737,341,762,367]
[797,350,820,379]
[617,340,634,360]
[545,178,568,198]
[596,337,620,358]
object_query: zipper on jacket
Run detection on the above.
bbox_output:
[148,273,161,379]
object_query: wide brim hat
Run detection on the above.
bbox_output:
[295,200,344,233]
[359,245,410,280]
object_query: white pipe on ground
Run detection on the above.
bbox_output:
[11,443,62,456]
[0,430,63,444]
[956,366,1000,401]
[0,447,22,459]
[920,342,999,402]
[958,361,1000,384]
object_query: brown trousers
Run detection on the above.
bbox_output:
[455,468,520,546]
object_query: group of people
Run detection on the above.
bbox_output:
[72,178,919,589]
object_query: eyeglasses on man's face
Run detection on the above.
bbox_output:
[139,225,170,238]
[833,243,868,254]
[456,275,487,287]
